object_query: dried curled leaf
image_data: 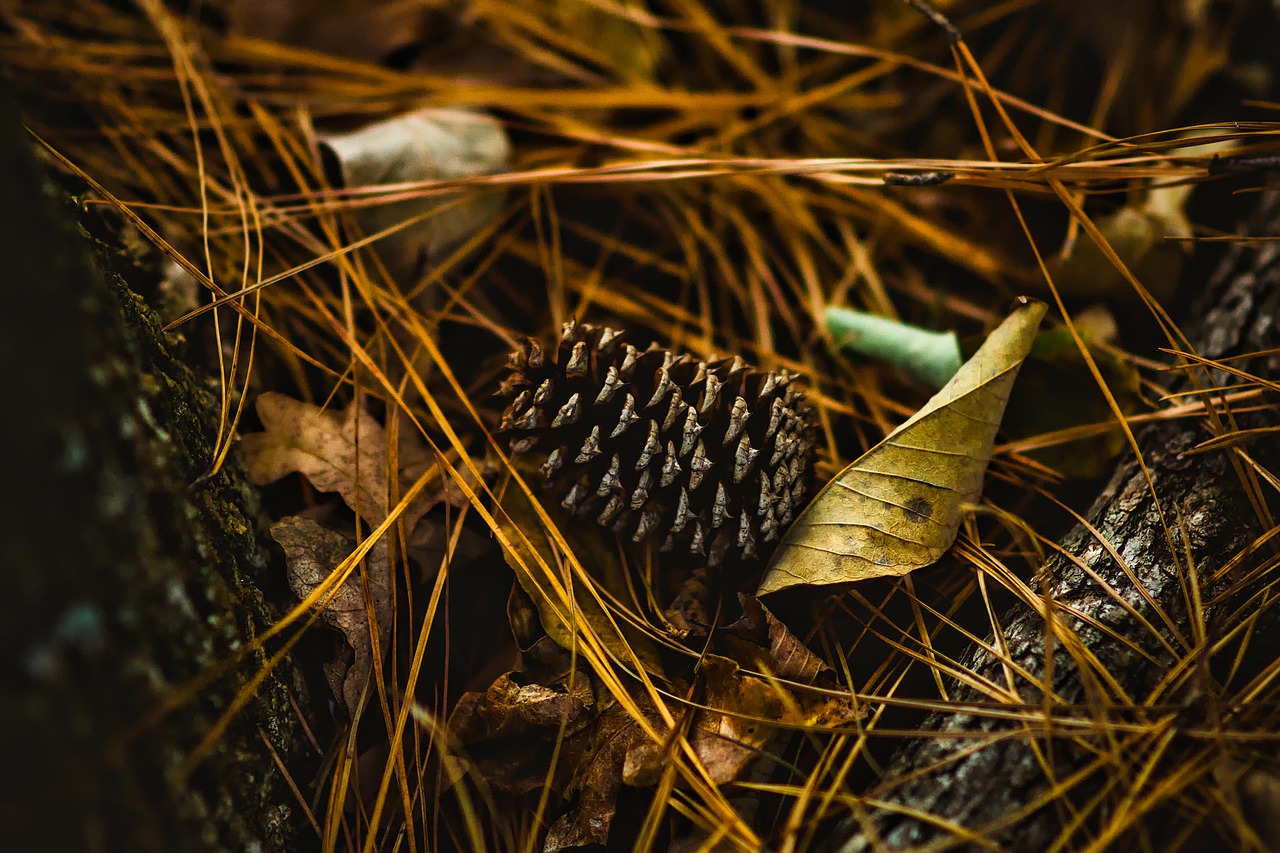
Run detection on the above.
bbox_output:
[758,299,1047,594]
[544,696,654,851]
[628,596,858,789]
[242,393,454,715]
[718,594,835,687]
[450,667,596,747]
[447,642,652,851]
[270,515,389,716]
[624,654,859,788]
[449,621,853,851]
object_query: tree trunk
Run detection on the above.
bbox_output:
[0,104,308,850]
[828,194,1280,851]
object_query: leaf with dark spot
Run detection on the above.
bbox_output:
[902,497,933,524]
[758,300,1046,593]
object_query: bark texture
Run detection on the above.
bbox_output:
[0,106,306,849]
[830,193,1280,852]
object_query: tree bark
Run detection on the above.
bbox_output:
[829,193,1280,852]
[0,104,307,850]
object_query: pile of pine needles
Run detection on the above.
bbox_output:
[5,0,1280,849]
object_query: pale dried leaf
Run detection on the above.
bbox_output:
[1053,204,1186,303]
[242,392,390,522]
[242,393,453,716]
[694,655,857,783]
[1049,133,1234,303]
[319,108,510,286]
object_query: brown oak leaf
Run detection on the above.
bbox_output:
[243,393,462,715]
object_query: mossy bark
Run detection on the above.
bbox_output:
[0,105,307,849]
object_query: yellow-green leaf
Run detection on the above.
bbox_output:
[757,299,1047,594]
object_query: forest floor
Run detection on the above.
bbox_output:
[4,1,1280,850]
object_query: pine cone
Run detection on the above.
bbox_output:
[496,321,816,569]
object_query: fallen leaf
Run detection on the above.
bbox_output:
[664,565,716,638]
[623,654,858,787]
[448,593,852,849]
[319,108,510,287]
[270,515,390,716]
[758,299,1047,594]
[554,0,663,81]
[446,665,590,800]
[493,464,665,679]
[507,580,546,651]
[450,670,596,745]
[241,392,438,532]
[1048,134,1235,304]
[544,696,654,851]
[719,594,835,687]
[626,598,858,788]
[242,394,462,714]
[446,661,653,850]
[827,304,1139,480]
[243,393,391,521]
[1050,204,1185,304]
[692,655,820,783]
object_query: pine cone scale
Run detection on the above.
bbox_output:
[496,321,815,569]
